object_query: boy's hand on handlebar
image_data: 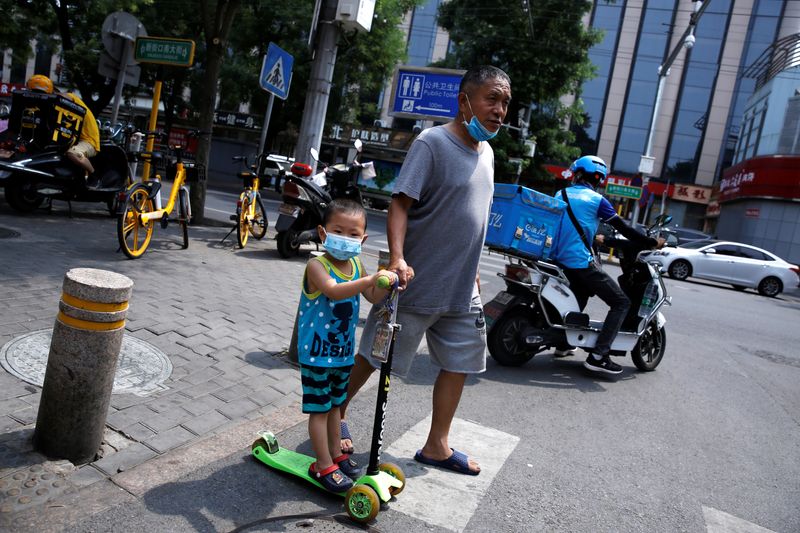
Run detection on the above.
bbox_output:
[374,270,398,289]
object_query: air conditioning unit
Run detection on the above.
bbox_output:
[336,0,375,32]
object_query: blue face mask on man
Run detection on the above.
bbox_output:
[462,94,498,142]
[322,231,363,261]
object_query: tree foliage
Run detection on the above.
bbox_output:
[437,0,601,184]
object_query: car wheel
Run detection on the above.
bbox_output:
[668,259,691,281]
[757,276,782,297]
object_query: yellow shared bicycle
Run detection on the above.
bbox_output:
[116,137,198,259]
[231,153,268,249]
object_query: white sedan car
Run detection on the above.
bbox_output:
[642,240,800,297]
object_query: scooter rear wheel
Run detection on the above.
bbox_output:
[346,484,380,523]
[487,311,536,367]
[379,462,405,496]
[276,230,300,258]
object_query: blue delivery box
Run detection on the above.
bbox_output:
[485,183,566,260]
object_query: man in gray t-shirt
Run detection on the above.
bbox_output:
[339,66,511,477]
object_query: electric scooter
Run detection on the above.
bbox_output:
[484,214,674,372]
[252,276,405,523]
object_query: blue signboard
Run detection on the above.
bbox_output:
[389,66,465,121]
[260,42,294,100]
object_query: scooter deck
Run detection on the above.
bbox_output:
[252,441,336,495]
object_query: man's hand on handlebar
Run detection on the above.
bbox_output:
[388,258,415,291]
[655,237,666,249]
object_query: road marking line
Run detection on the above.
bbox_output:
[382,415,519,532]
[702,505,776,533]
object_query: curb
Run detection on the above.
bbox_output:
[4,402,306,532]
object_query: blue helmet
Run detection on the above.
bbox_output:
[569,155,608,187]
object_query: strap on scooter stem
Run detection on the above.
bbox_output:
[560,189,596,262]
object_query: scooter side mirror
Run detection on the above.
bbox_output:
[354,138,363,153]
[309,147,319,162]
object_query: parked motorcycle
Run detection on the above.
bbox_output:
[484,214,674,372]
[274,139,366,258]
[0,133,130,216]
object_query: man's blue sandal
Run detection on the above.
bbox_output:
[340,420,354,454]
[414,448,480,476]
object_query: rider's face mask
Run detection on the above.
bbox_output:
[461,94,498,142]
[322,231,363,261]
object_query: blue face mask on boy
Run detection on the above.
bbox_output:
[462,94,498,142]
[322,232,363,260]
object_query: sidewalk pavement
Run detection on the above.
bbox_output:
[0,195,381,531]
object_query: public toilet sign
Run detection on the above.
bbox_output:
[606,183,642,199]
[388,66,465,121]
[260,42,294,100]
[134,36,195,67]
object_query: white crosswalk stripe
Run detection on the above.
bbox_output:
[382,416,519,532]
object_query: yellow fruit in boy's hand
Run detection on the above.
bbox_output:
[376,275,392,289]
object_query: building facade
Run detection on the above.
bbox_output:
[577,0,797,231]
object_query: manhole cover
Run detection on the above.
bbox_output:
[0,330,172,396]
[0,227,21,239]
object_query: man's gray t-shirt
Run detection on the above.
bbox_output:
[393,125,494,313]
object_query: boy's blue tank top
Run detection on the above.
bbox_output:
[297,255,362,367]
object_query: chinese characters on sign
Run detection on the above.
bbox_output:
[328,124,390,145]
[213,111,261,131]
[134,37,195,67]
[670,183,711,204]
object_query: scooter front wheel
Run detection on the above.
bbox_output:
[346,484,380,523]
[631,322,666,371]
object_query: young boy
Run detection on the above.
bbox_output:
[298,198,396,492]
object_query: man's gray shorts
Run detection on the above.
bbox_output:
[358,295,487,377]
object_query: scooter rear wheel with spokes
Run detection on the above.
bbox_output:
[487,311,536,367]
[276,229,300,258]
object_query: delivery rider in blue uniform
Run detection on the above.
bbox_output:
[551,156,663,375]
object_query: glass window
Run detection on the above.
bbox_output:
[407,0,442,66]
[717,0,784,173]
[577,0,626,152]
[663,0,732,183]
[736,246,769,260]
[612,0,678,174]
[712,244,739,256]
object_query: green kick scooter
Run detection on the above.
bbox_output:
[252,276,405,523]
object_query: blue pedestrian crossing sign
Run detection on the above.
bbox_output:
[389,66,465,121]
[260,42,294,100]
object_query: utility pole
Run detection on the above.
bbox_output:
[294,0,339,171]
[634,0,710,223]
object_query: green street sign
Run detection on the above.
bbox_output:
[606,183,642,199]
[134,37,195,67]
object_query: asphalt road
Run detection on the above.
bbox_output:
[63,189,800,532]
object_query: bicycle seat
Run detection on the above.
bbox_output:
[130,151,164,163]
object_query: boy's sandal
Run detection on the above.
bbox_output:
[340,420,354,454]
[309,462,353,493]
[333,453,361,478]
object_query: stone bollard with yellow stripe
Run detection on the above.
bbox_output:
[33,268,134,464]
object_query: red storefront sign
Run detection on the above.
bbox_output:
[670,183,711,204]
[0,83,25,97]
[720,155,800,202]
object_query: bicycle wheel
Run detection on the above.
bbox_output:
[250,196,268,240]
[117,187,155,259]
[178,187,189,249]
[237,193,250,249]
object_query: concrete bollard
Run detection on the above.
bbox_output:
[33,268,134,464]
